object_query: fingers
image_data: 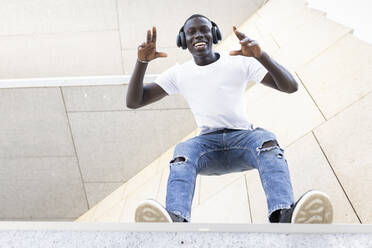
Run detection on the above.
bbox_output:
[229,50,243,56]
[240,37,254,45]
[146,29,151,44]
[233,26,246,40]
[146,27,158,45]
[240,35,256,47]
[247,40,258,47]
[140,27,166,61]
[152,26,157,43]
[155,52,168,58]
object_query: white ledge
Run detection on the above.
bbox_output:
[0,222,371,233]
[0,75,158,88]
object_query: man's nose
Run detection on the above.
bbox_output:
[194,30,203,39]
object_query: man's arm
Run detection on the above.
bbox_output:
[230,26,298,94]
[126,27,168,109]
[257,52,298,93]
[126,61,168,109]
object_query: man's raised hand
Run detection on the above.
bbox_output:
[229,26,262,59]
[138,27,167,62]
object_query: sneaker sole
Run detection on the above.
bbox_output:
[292,190,333,224]
[135,199,172,223]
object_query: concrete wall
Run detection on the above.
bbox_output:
[77,0,372,224]
[0,84,197,221]
[0,0,263,79]
[0,0,264,221]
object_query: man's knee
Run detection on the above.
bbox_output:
[257,139,283,158]
[169,154,197,175]
[172,139,200,163]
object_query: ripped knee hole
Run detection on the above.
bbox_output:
[170,156,186,163]
[261,140,279,148]
[257,140,283,158]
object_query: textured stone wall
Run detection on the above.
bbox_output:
[1,225,372,248]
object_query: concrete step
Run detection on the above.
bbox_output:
[0,222,371,248]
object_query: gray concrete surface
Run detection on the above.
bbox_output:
[2,231,372,248]
[314,91,372,223]
[0,223,371,248]
[68,109,196,182]
[84,182,123,207]
[0,0,118,35]
[0,157,87,219]
[0,0,264,79]
[0,87,75,157]
[0,85,196,219]
[61,84,190,111]
[0,31,123,79]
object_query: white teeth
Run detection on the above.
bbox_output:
[194,42,206,47]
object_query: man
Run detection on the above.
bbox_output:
[127,14,333,223]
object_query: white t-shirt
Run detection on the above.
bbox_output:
[154,52,268,135]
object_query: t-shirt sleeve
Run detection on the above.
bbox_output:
[153,64,179,95]
[244,57,268,84]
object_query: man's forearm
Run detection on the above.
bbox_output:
[256,52,298,93]
[126,60,148,108]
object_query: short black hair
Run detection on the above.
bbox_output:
[183,14,212,27]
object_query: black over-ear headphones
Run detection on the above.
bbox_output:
[176,20,222,50]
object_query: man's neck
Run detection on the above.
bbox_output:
[193,52,219,66]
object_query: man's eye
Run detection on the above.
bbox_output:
[187,29,195,35]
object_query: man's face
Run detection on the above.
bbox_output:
[183,17,214,56]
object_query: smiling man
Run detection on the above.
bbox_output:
[127,14,333,223]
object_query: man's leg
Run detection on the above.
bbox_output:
[134,137,200,223]
[254,134,295,222]
[165,138,204,222]
[232,127,332,223]
[135,132,224,223]
[225,128,294,222]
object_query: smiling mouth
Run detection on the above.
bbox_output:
[194,42,207,48]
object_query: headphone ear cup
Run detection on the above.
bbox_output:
[211,26,218,44]
[216,27,222,41]
[177,33,182,48]
[180,32,187,49]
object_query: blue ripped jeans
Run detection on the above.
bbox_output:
[165,127,294,222]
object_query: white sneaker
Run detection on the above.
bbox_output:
[289,190,333,223]
[135,199,173,223]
